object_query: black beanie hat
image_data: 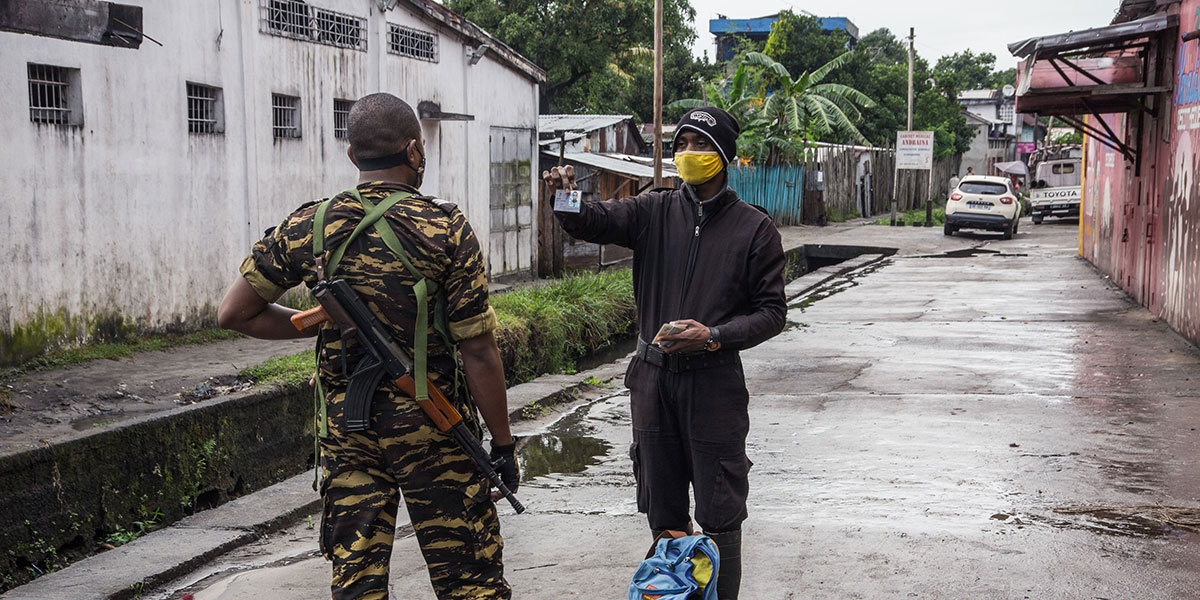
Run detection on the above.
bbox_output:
[673,107,740,166]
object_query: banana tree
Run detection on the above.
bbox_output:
[667,62,768,144]
[744,51,875,164]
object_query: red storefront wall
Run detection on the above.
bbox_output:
[1160,0,1200,344]
[1081,0,1200,345]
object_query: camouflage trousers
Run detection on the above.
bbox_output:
[319,386,510,600]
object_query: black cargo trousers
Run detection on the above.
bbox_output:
[626,354,753,534]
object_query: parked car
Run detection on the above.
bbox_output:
[944,176,1021,240]
[1029,158,1082,224]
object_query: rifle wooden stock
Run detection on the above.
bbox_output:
[394,374,463,432]
[291,306,330,331]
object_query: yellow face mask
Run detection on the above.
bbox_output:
[673,151,723,185]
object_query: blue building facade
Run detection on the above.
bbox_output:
[709,13,859,62]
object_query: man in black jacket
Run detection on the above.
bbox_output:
[542,107,786,599]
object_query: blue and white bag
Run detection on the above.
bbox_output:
[629,531,720,600]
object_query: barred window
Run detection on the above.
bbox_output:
[999,102,1015,124]
[266,0,311,38]
[316,10,364,50]
[334,98,353,140]
[272,94,301,139]
[261,0,366,51]
[187,83,224,134]
[388,23,438,62]
[28,64,80,126]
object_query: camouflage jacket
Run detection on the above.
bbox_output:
[239,182,497,390]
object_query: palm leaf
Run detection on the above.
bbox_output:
[809,83,876,108]
[667,98,707,110]
[809,51,855,84]
[810,95,868,144]
[799,96,832,136]
[730,64,748,104]
[744,52,792,83]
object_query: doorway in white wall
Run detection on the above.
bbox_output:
[488,126,535,277]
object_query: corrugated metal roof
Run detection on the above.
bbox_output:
[1113,0,1178,24]
[1008,13,1177,59]
[539,114,635,134]
[958,89,1000,101]
[545,151,679,179]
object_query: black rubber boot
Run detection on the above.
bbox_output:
[705,529,742,600]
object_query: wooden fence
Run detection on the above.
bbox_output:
[730,148,962,225]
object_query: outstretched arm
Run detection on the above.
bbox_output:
[544,165,647,248]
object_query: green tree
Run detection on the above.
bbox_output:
[624,43,721,124]
[824,29,977,157]
[990,67,1017,89]
[445,0,702,114]
[857,28,907,66]
[932,50,1019,97]
[762,10,852,78]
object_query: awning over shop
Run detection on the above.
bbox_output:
[1008,12,1178,168]
[993,161,1030,177]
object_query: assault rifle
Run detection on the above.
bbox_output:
[291,279,525,513]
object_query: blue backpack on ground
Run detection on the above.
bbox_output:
[629,531,720,600]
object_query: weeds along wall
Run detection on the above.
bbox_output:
[492,269,637,384]
[0,0,543,366]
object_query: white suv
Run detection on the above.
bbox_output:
[944,176,1021,240]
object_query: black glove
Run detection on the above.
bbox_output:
[489,440,520,494]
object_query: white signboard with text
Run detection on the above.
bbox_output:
[896,131,935,170]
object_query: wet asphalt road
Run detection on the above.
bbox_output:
[157,219,1200,599]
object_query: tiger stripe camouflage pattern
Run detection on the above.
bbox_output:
[239,182,509,599]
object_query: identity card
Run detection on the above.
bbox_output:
[554,189,582,213]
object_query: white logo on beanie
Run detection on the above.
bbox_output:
[690,111,717,127]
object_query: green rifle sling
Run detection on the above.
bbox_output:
[310,188,456,415]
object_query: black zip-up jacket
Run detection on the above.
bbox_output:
[557,186,786,352]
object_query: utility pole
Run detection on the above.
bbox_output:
[907,27,914,130]
[907,28,933,227]
[652,0,664,188]
[894,27,915,227]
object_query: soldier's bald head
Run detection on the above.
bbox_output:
[347,93,421,159]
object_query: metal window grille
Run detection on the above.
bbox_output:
[999,103,1015,123]
[28,64,71,125]
[187,83,220,134]
[265,0,311,38]
[316,10,365,50]
[273,94,301,139]
[261,0,366,51]
[334,99,353,139]
[388,23,438,62]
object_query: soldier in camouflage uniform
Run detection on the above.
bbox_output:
[218,93,519,600]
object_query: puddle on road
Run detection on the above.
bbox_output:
[787,259,891,314]
[1007,506,1200,539]
[913,247,1029,259]
[518,399,613,481]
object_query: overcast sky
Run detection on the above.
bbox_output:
[687,0,1121,68]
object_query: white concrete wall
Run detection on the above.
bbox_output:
[0,0,540,359]
[960,123,990,175]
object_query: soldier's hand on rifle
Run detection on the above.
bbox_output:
[489,440,520,500]
[541,165,576,193]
